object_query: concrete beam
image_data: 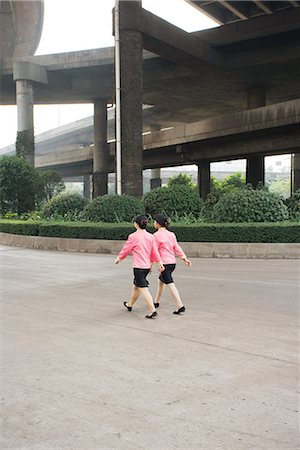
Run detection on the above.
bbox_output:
[18,99,300,173]
[35,124,300,177]
[13,61,48,84]
[143,127,300,169]
[197,8,300,47]
[221,1,248,21]
[143,100,300,150]
[117,1,222,69]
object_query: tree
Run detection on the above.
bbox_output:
[167,173,196,190]
[0,156,38,214]
[268,177,290,199]
[211,172,246,195]
[36,170,65,205]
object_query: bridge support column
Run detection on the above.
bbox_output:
[150,168,162,189]
[119,0,143,197]
[83,175,91,200]
[292,153,300,193]
[197,161,210,200]
[93,99,108,198]
[16,79,34,165]
[246,155,265,187]
[14,62,48,166]
[150,125,162,189]
[246,86,266,188]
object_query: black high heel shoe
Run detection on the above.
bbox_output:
[123,301,132,311]
[145,311,157,319]
[154,302,159,308]
[173,306,185,315]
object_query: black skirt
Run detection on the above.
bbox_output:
[159,263,176,284]
[133,268,151,288]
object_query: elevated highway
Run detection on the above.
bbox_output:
[1,1,300,196]
[1,99,299,179]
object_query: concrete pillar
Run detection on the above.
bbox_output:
[119,0,143,197]
[292,153,300,193]
[197,161,210,200]
[93,99,108,198]
[16,79,34,165]
[150,124,162,189]
[246,155,265,187]
[83,175,91,200]
[14,62,47,166]
[246,86,266,187]
[150,168,162,189]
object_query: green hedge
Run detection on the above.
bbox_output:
[0,220,299,243]
[170,223,299,243]
[81,194,145,223]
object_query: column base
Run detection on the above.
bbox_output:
[92,171,108,198]
[150,177,162,190]
[16,129,34,166]
[197,161,210,200]
[246,156,265,188]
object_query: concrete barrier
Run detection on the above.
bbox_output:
[0,232,299,259]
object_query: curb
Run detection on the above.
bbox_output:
[0,232,299,259]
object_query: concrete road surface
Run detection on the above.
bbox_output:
[0,245,299,450]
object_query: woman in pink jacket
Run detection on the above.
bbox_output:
[115,215,164,319]
[153,214,191,315]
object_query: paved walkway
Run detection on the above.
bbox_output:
[0,246,299,450]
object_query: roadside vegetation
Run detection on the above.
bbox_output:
[0,156,299,243]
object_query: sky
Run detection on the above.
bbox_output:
[0,0,217,149]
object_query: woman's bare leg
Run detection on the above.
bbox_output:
[167,283,184,309]
[127,286,140,307]
[154,280,165,305]
[140,287,156,313]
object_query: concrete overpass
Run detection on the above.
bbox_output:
[1,98,299,193]
[0,0,44,59]
[0,0,300,197]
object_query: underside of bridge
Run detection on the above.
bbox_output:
[0,0,300,197]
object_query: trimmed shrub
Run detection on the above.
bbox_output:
[0,220,41,236]
[143,185,203,219]
[0,220,299,243]
[212,188,288,223]
[285,190,300,221]
[169,222,299,243]
[81,194,145,223]
[41,192,87,220]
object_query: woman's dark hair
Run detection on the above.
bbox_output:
[154,214,170,229]
[134,215,148,229]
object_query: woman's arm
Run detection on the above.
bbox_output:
[173,233,192,266]
[115,235,134,264]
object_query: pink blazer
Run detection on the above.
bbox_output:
[118,230,161,268]
[153,228,186,264]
